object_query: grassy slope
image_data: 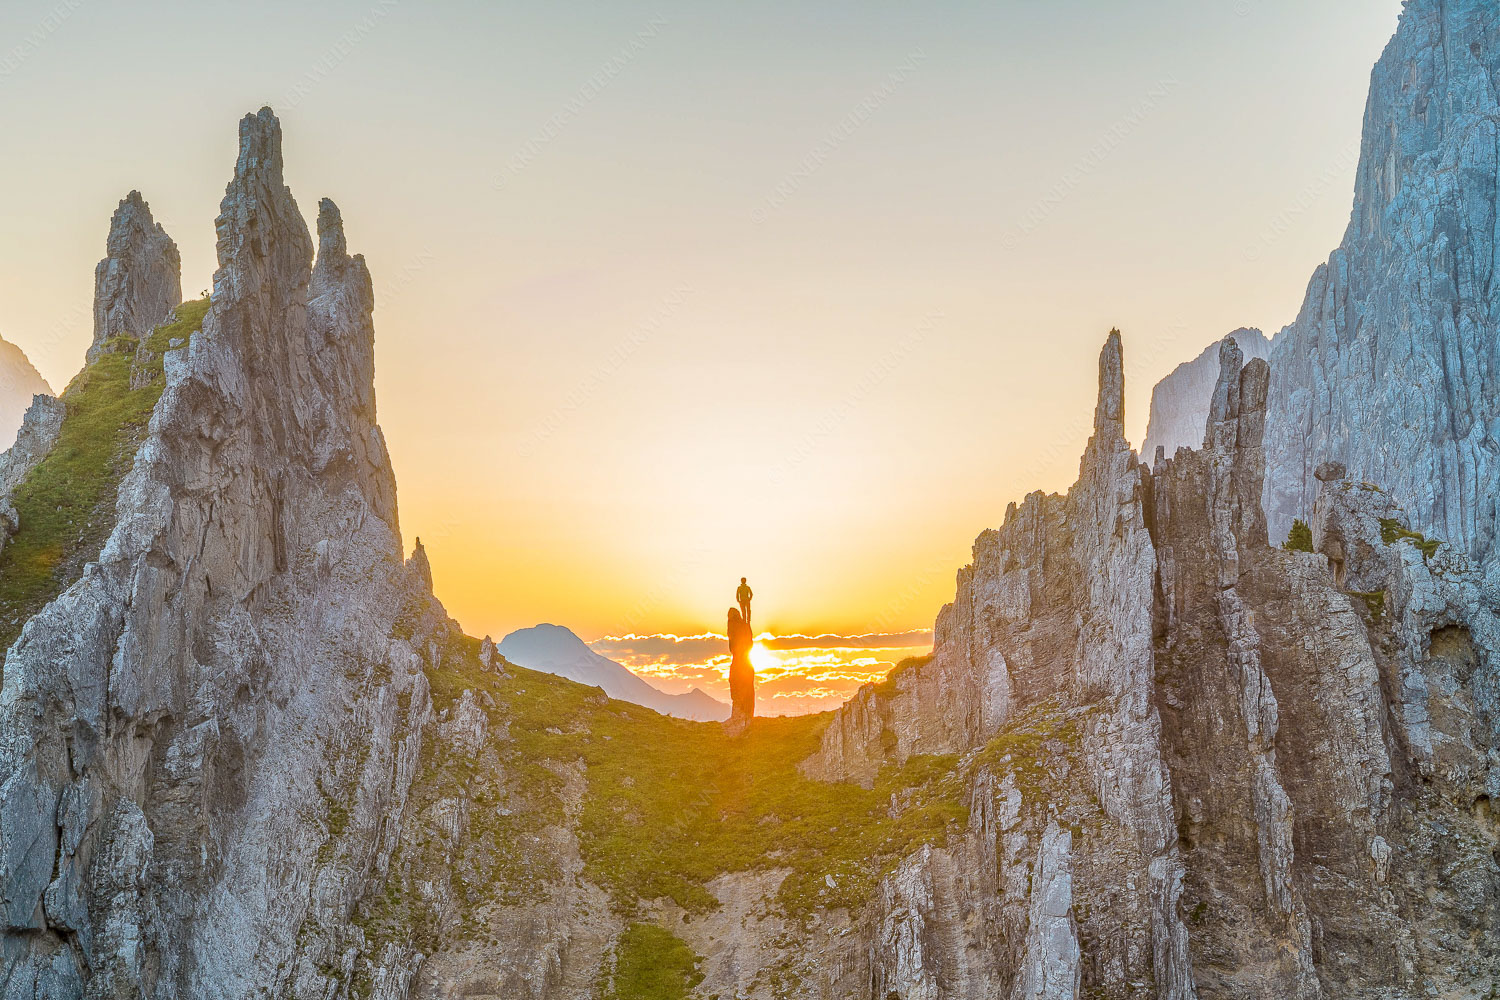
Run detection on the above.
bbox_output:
[348,641,1087,1000]
[0,298,210,652]
[363,645,1089,995]
[424,647,967,918]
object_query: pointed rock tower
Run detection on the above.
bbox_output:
[90,190,181,362]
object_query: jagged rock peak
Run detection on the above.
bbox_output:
[1142,329,1270,464]
[408,537,434,592]
[215,107,310,281]
[317,197,349,262]
[1203,337,1245,451]
[1206,339,1272,462]
[90,190,181,362]
[235,107,286,193]
[1077,329,1132,486]
[1194,335,1266,449]
[1095,328,1125,437]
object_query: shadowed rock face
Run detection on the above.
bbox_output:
[91,191,182,363]
[0,107,429,999]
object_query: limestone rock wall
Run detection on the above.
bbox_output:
[0,109,433,1000]
[1139,1,1500,586]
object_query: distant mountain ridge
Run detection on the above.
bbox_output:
[498,623,729,722]
[0,336,51,452]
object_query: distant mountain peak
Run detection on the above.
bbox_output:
[0,335,52,454]
[498,624,729,722]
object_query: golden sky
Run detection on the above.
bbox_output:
[0,0,1402,665]
[590,630,933,717]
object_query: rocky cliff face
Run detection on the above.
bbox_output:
[0,109,438,999]
[1141,328,1268,465]
[1143,1,1500,584]
[813,337,1499,997]
[1263,0,1500,585]
[0,338,51,457]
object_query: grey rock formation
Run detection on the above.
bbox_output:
[1013,823,1080,1000]
[809,333,1498,997]
[0,393,64,554]
[1142,328,1269,464]
[0,393,63,500]
[0,108,427,999]
[90,190,182,362]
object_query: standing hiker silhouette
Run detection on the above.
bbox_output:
[737,577,753,626]
[726,606,755,735]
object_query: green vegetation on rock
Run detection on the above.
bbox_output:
[600,923,704,1000]
[376,636,972,937]
[1350,590,1387,620]
[351,625,1103,988]
[1283,518,1314,553]
[0,298,210,652]
[1379,518,1440,559]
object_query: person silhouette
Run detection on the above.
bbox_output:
[726,606,755,734]
[736,577,753,626]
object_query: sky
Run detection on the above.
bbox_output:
[0,0,1403,708]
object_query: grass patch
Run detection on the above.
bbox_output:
[1351,590,1387,620]
[1283,518,1314,553]
[1379,518,1440,559]
[871,653,933,697]
[600,923,704,1000]
[0,298,210,652]
[356,636,1093,973]
[971,699,1083,801]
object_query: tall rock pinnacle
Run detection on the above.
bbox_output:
[90,191,181,362]
[1094,328,1126,439]
[0,108,411,997]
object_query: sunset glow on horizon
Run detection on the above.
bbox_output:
[589,629,933,716]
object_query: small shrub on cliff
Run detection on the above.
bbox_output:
[1283,519,1314,553]
[1378,518,1440,559]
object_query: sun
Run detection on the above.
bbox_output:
[749,642,780,676]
